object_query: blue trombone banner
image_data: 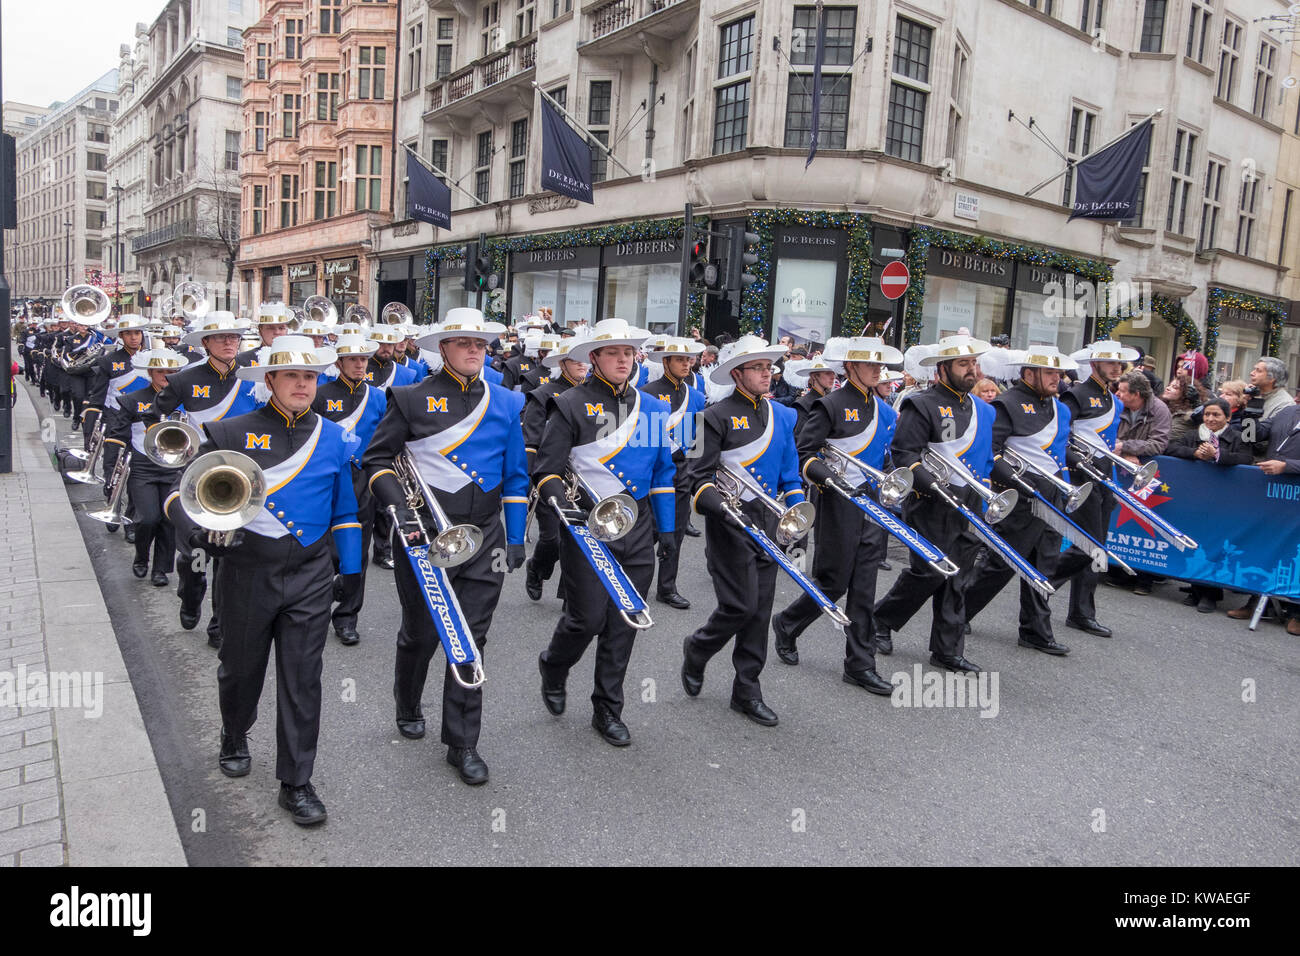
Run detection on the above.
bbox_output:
[540,99,594,204]
[1104,456,1300,599]
[405,150,452,229]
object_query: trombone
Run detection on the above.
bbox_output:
[87,453,132,526]
[179,450,267,547]
[1067,434,1159,493]
[392,450,483,567]
[821,443,913,509]
[921,449,1018,524]
[999,448,1093,513]
[143,414,203,469]
[716,463,815,547]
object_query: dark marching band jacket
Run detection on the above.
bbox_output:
[312,375,388,471]
[105,382,171,481]
[166,402,363,572]
[84,345,148,421]
[500,353,536,392]
[522,367,583,462]
[987,379,1074,500]
[893,381,996,493]
[640,369,707,464]
[793,383,831,435]
[1061,373,1120,468]
[363,366,530,545]
[519,363,551,393]
[799,380,899,484]
[365,355,420,391]
[687,388,806,524]
[154,357,263,429]
[533,372,678,534]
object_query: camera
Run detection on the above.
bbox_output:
[1244,385,1261,397]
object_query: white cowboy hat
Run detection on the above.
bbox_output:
[368,326,406,346]
[781,357,842,390]
[1076,339,1140,363]
[235,335,337,379]
[541,332,592,369]
[255,302,294,325]
[709,334,786,385]
[104,314,150,337]
[131,348,187,371]
[837,336,904,366]
[918,333,992,366]
[296,319,331,338]
[565,318,652,365]
[879,368,904,383]
[182,312,249,348]
[417,308,508,348]
[643,335,704,358]
[1014,345,1078,372]
[903,344,937,382]
[521,331,562,358]
[332,333,378,358]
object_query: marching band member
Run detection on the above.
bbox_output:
[788,352,842,433]
[773,337,900,694]
[105,348,188,586]
[234,303,293,368]
[166,335,360,827]
[681,335,804,726]
[395,325,430,380]
[1049,341,1138,638]
[155,314,262,643]
[533,319,677,746]
[80,314,149,464]
[639,336,706,610]
[518,333,562,393]
[501,329,543,391]
[362,309,528,786]
[312,333,388,645]
[366,326,420,391]
[872,334,994,674]
[522,333,590,602]
[962,347,1078,656]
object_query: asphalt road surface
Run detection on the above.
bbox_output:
[33,386,1300,866]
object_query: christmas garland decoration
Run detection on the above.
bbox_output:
[902,227,1113,346]
[421,244,468,322]
[739,210,873,338]
[422,218,706,329]
[1204,287,1285,361]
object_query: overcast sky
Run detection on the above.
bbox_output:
[2,0,173,107]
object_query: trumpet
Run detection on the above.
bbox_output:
[303,295,338,327]
[920,449,1018,524]
[1000,448,1093,513]
[1067,434,1159,493]
[87,454,132,526]
[66,419,108,483]
[180,450,268,547]
[821,444,913,509]
[715,463,815,547]
[144,414,203,469]
[392,449,482,567]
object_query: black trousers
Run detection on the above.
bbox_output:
[541,502,655,717]
[961,494,1063,644]
[216,536,333,786]
[176,544,221,641]
[531,503,563,585]
[774,493,884,674]
[331,469,373,630]
[874,487,983,658]
[392,517,505,749]
[127,464,175,573]
[1050,484,1116,621]
[686,500,780,702]
[653,482,691,598]
[372,507,393,559]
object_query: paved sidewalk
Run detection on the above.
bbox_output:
[0,386,185,866]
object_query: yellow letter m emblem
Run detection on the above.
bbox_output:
[245,433,271,450]
[192,384,211,399]
[844,408,859,422]
[730,415,750,430]
[585,402,604,417]
[327,399,343,412]
[426,396,448,413]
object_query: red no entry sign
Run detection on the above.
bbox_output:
[881,260,910,300]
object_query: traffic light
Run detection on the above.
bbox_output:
[726,225,760,293]
[688,236,717,288]
[463,234,496,293]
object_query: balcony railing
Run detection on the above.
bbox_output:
[590,0,686,41]
[430,35,537,112]
[131,218,236,254]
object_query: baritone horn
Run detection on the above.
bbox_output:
[380,302,413,326]
[715,463,815,546]
[60,284,111,326]
[564,472,637,542]
[180,450,268,547]
[86,454,132,526]
[144,414,203,468]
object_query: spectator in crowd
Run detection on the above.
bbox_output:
[699,345,719,369]
[1247,357,1293,422]
[771,347,808,405]
[974,378,1000,403]
[1138,353,1163,395]
[1110,371,1171,596]
[1218,379,1249,426]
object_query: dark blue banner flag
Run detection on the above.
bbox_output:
[406,150,451,229]
[1100,456,1300,600]
[1068,118,1153,221]
[806,4,828,169]
[540,98,593,204]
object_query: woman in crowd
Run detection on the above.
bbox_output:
[1217,379,1249,427]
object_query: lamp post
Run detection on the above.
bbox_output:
[112,181,123,315]
[64,220,72,289]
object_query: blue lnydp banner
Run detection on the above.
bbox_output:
[1104,456,1300,600]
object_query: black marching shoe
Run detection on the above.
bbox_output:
[334,624,360,646]
[179,607,200,630]
[151,571,168,587]
[539,655,566,715]
[843,668,895,696]
[591,705,631,747]
[396,707,426,740]
[446,747,489,785]
[1065,616,1112,638]
[683,521,701,538]
[132,561,148,579]
[773,617,799,666]
[929,652,981,674]
[1196,596,1218,614]
[278,782,327,826]
[656,591,690,610]
[373,550,395,570]
[218,728,250,777]
[730,697,779,727]
[207,631,222,650]
[1017,636,1070,656]
[874,628,893,656]
[680,637,705,697]
[124,526,136,544]
[1182,593,1198,607]
[71,418,80,432]
[525,559,543,601]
